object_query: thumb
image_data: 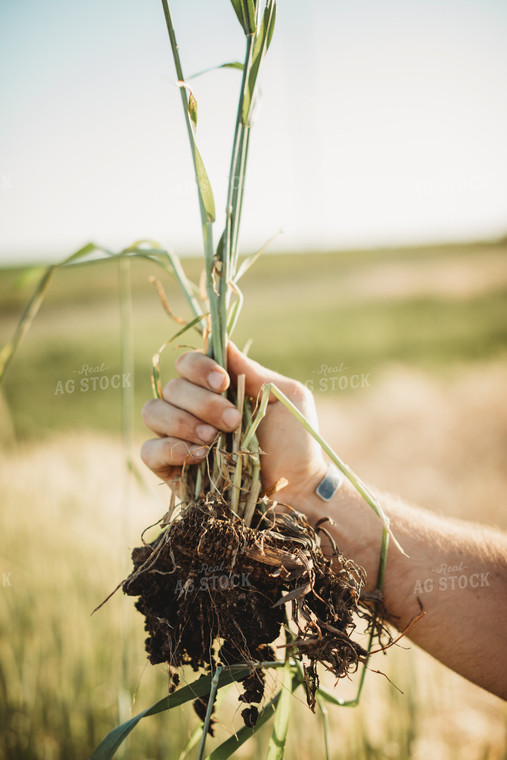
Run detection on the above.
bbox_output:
[226,342,304,402]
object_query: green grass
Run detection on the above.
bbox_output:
[1,242,506,440]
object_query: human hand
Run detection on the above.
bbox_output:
[140,342,328,508]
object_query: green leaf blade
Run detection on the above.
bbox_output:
[242,0,277,123]
[230,0,256,35]
[188,91,198,129]
[194,145,216,223]
[90,665,272,760]
[206,694,279,760]
[265,660,294,760]
[230,0,247,32]
[188,61,244,81]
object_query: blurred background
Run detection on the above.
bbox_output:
[1,0,507,758]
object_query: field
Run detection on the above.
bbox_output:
[0,241,507,759]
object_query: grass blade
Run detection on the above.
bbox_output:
[176,82,216,223]
[63,241,110,264]
[0,265,55,383]
[233,230,281,284]
[230,0,248,33]
[188,61,244,80]
[90,665,259,760]
[196,667,222,760]
[193,145,216,223]
[178,724,203,760]
[242,0,277,123]
[206,673,300,760]
[151,312,209,398]
[161,0,216,227]
[206,698,280,760]
[265,659,293,760]
[0,241,199,385]
[316,696,331,760]
[230,0,256,35]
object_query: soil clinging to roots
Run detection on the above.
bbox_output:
[123,492,387,725]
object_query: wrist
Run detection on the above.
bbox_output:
[278,461,329,515]
[301,473,385,585]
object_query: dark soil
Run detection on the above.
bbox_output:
[123,492,386,725]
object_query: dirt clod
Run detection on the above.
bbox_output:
[123,492,388,726]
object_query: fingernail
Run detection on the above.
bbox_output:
[208,370,226,391]
[189,444,208,459]
[208,371,226,391]
[196,424,216,443]
[222,407,241,429]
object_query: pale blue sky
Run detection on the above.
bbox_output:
[1,0,507,263]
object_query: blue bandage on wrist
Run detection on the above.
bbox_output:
[315,462,344,501]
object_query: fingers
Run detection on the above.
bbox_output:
[141,398,218,443]
[175,345,307,406]
[140,357,242,481]
[141,345,316,483]
[162,379,241,431]
[140,436,209,481]
[175,351,230,393]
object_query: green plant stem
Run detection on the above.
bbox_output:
[231,125,251,272]
[0,264,56,383]
[265,658,293,760]
[197,667,222,760]
[225,36,254,269]
[119,259,134,469]
[163,248,204,325]
[160,0,221,365]
[203,222,223,366]
[217,33,255,369]
[317,696,331,760]
[352,525,390,703]
[161,0,206,226]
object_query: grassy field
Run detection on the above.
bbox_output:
[0,242,507,759]
[1,240,506,440]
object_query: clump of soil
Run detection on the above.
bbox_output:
[123,492,387,724]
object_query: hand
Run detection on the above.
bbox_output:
[140,342,328,507]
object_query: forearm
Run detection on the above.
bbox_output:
[297,478,507,699]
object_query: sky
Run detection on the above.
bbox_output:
[1,0,507,264]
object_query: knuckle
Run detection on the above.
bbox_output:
[140,440,152,465]
[203,393,227,421]
[175,350,205,376]
[288,379,310,403]
[141,399,156,423]
[174,352,190,374]
[163,377,180,399]
[165,438,187,464]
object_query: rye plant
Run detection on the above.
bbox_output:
[92,3,399,758]
[0,3,403,759]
